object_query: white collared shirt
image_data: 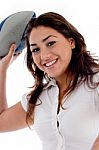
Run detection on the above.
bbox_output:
[21,73,99,150]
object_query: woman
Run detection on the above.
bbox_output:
[0,12,99,150]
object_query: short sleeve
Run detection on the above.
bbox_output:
[21,93,28,112]
[92,72,98,89]
[94,73,99,94]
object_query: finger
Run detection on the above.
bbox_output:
[4,44,16,64]
[8,44,16,57]
[10,49,22,64]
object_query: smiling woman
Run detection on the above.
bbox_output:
[29,26,74,80]
[0,11,99,150]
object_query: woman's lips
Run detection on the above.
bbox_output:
[44,59,57,67]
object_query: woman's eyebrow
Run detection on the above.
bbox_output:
[30,35,57,47]
[30,43,37,47]
[42,35,57,42]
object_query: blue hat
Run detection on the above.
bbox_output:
[0,11,36,57]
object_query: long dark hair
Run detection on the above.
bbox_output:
[24,12,99,125]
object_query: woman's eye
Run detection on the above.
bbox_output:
[31,48,40,53]
[47,41,56,47]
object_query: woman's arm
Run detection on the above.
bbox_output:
[0,102,27,132]
[0,44,28,132]
[92,136,99,150]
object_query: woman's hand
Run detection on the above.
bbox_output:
[0,44,17,71]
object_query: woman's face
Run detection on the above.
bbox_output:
[29,26,75,81]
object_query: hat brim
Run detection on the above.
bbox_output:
[0,11,36,57]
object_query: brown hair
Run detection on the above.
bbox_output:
[24,12,99,125]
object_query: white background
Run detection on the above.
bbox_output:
[0,0,99,149]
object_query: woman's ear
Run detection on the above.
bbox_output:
[68,38,75,49]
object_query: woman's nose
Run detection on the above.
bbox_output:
[40,47,51,60]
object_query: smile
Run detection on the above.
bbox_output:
[44,59,57,67]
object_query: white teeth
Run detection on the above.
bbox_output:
[45,60,57,67]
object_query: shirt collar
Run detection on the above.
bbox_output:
[43,78,57,90]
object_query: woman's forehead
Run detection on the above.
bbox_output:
[29,26,61,43]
